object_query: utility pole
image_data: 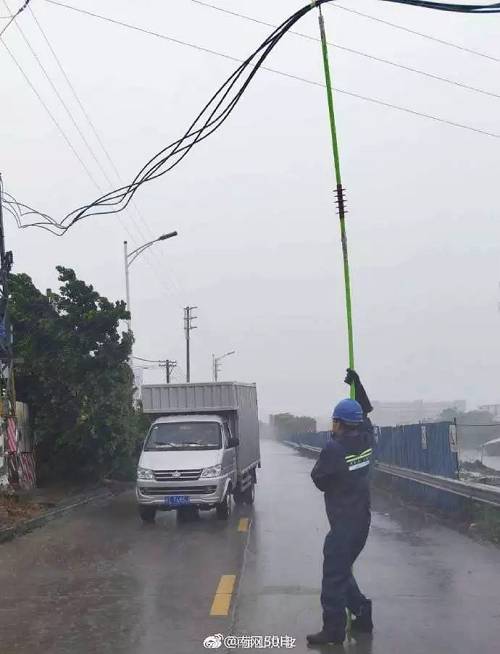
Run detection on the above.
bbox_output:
[159,359,177,384]
[184,306,197,383]
[123,241,131,333]
[0,175,15,412]
[0,175,16,485]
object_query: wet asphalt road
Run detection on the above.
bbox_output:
[1,440,499,654]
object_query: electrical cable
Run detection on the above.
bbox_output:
[192,0,500,100]
[330,3,500,62]
[6,3,183,305]
[9,0,500,234]
[48,3,315,228]
[0,0,30,37]
[0,37,103,192]
[27,4,125,182]
[133,356,165,364]
[2,0,110,190]
[0,7,188,368]
[42,0,500,145]
[26,3,186,299]
[377,0,500,14]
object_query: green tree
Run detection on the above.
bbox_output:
[10,267,143,481]
[439,407,461,422]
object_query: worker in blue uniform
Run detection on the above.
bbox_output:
[307,370,374,646]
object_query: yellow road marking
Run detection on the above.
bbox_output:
[210,593,233,616]
[238,518,249,532]
[215,575,236,595]
[210,574,236,616]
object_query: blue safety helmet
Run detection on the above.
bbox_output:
[332,399,363,425]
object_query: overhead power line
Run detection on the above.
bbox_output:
[43,1,500,140]
[29,3,184,290]
[0,37,103,190]
[7,2,184,302]
[25,2,191,301]
[9,0,500,237]
[28,4,169,244]
[192,0,500,100]
[3,0,110,190]
[28,4,124,182]
[0,0,30,37]
[330,3,500,63]
[133,355,164,364]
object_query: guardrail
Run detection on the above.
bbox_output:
[376,462,500,508]
[298,444,321,454]
[285,441,500,508]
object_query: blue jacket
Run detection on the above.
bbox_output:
[311,428,372,526]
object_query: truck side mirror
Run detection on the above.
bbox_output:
[228,437,240,448]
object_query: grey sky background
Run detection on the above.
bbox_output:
[1,0,499,420]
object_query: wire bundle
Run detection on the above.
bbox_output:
[2,189,59,235]
[380,0,500,12]
[5,0,500,235]
[61,1,317,231]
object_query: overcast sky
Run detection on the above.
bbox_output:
[2,0,500,419]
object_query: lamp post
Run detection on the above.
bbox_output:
[212,350,236,382]
[123,231,178,334]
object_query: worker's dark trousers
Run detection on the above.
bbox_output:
[321,515,371,638]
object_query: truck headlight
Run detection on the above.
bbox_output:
[201,464,222,478]
[137,467,155,480]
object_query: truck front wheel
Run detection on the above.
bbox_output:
[243,483,255,505]
[139,505,156,523]
[233,486,245,505]
[216,493,232,520]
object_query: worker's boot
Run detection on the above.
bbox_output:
[351,600,373,634]
[306,630,344,646]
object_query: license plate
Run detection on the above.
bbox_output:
[165,495,191,506]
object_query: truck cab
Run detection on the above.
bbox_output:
[137,414,238,520]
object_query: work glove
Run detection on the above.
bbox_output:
[344,368,360,386]
[344,369,373,416]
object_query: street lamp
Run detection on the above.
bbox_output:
[212,350,236,382]
[123,231,178,333]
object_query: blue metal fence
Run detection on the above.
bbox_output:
[375,421,460,511]
[376,422,459,477]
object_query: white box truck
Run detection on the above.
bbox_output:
[137,382,260,522]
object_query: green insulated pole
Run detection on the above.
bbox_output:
[316,3,355,400]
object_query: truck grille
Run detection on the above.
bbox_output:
[153,469,202,482]
[139,485,217,496]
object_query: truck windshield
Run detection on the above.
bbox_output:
[145,422,222,451]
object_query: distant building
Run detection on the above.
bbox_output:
[478,404,500,419]
[372,400,466,427]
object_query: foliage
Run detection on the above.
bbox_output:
[270,413,317,440]
[473,504,500,544]
[9,267,145,482]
